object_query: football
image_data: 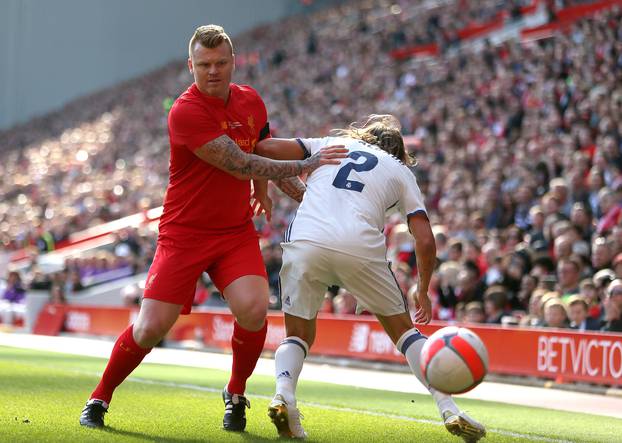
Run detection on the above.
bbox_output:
[420,326,489,394]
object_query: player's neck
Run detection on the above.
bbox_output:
[196,83,231,104]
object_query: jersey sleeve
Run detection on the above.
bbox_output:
[297,137,329,157]
[256,97,271,141]
[168,102,225,152]
[399,168,427,220]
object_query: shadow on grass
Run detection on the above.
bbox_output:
[103,426,276,442]
[237,431,278,442]
[103,426,206,442]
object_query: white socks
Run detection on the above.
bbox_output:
[274,336,309,407]
[396,328,459,416]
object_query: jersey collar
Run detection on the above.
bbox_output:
[192,83,234,107]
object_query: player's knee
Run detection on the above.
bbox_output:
[133,321,167,347]
[235,303,267,330]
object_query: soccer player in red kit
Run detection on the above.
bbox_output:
[79,24,346,431]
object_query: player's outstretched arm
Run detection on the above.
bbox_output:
[408,212,436,324]
[255,138,306,160]
[194,135,346,180]
[255,138,308,202]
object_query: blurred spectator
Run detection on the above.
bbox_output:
[392,262,413,296]
[613,253,622,278]
[592,237,613,272]
[593,268,616,291]
[435,260,460,318]
[0,271,26,325]
[447,239,464,263]
[517,273,538,310]
[556,257,582,299]
[464,301,486,324]
[193,276,210,306]
[29,269,52,290]
[455,261,486,304]
[333,289,357,315]
[602,279,622,332]
[50,283,66,305]
[596,188,622,235]
[520,288,548,327]
[483,286,509,324]
[570,203,594,242]
[67,270,85,293]
[319,289,335,314]
[579,278,601,319]
[543,298,569,329]
[453,302,466,323]
[387,223,414,266]
[262,243,283,297]
[122,284,141,307]
[567,296,601,331]
[527,205,546,248]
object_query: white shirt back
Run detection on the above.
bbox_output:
[287,136,427,258]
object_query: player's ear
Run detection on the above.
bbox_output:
[187,57,193,74]
[231,53,236,72]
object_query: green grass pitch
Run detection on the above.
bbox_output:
[1,346,620,442]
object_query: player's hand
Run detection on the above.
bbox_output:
[251,191,272,222]
[302,145,348,174]
[414,290,432,325]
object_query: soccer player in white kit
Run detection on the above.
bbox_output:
[255,115,486,442]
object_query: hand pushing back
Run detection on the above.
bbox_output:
[302,145,348,174]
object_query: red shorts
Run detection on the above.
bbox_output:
[143,226,267,314]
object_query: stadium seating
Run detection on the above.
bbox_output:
[1,0,622,333]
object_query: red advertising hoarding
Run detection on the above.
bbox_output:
[35,305,622,386]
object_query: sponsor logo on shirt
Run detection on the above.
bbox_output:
[228,121,243,129]
[235,138,258,150]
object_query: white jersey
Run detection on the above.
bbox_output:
[286,136,427,258]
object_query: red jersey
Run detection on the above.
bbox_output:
[160,83,270,239]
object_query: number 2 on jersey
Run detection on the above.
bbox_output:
[332,151,378,192]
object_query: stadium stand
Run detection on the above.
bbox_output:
[1,0,622,338]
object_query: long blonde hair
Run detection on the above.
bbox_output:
[330,114,414,165]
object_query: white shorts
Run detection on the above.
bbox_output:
[279,241,408,320]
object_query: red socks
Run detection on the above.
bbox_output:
[90,325,152,404]
[226,321,267,395]
[90,322,266,402]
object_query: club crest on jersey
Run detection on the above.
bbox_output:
[247,115,255,130]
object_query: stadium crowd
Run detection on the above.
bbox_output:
[1,0,621,332]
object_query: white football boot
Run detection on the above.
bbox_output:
[268,394,307,439]
[443,410,486,442]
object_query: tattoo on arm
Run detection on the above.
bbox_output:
[275,177,306,203]
[195,135,314,180]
